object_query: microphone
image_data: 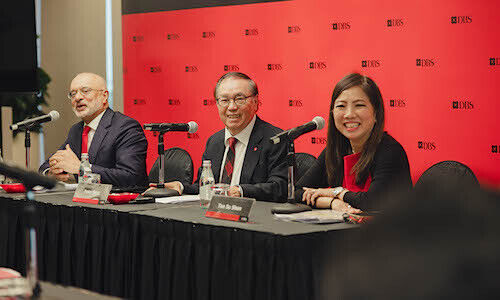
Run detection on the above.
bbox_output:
[143,121,198,133]
[0,161,57,189]
[10,110,60,131]
[270,116,325,144]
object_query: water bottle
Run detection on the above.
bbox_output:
[79,153,92,183]
[199,160,215,206]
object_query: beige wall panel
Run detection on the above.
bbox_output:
[41,0,106,161]
[1,107,13,162]
[112,0,124,113]
[40,0,124,164]
[12,132,41,170]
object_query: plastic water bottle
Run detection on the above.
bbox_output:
[79,153,92,183]
[199,160,215,206]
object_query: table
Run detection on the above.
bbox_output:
[39,281,121,299]
[0,191,356,300]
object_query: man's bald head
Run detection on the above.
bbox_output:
[69,72,109,123]
[71,72,107,90]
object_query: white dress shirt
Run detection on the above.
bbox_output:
[178,116,257,195]
[220,115,256,187]
[83,110,106,153]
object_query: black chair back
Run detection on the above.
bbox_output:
[415,160,479,189]
[295,152,317,182]
[148,147,194,184]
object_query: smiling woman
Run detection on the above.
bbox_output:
[295,73,412,212]
[332,86,376,154]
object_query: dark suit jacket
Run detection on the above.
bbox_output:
[183,117,288,202]
[39,108,148,187]
[295,133,412,210]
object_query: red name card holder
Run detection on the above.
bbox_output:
[205,195,255,222]
[0,183,26,193]
[72,183,112,204]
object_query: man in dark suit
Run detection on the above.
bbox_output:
[39,72,148,187]
[164,72,287,202]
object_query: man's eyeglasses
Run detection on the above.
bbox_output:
[216,94,255,107]
[67,87,105,100]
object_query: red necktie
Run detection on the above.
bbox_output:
[81,126,91,154]
[221,137,237,184]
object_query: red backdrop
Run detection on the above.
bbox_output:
[122,0,500,186]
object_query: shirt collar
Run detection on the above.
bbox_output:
[224,115,256,147]
[85,110,106,131]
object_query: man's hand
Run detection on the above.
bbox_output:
[227,186,241,197]
[47,163,64,176]
[163,181,182,195]
[47,171,72,182]
[50,144,81,174]
[143,181,183,195]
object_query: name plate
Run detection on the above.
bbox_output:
[205,195,255,222]
[72,183,112,205]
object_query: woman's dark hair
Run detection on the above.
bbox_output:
[325,73,385,187]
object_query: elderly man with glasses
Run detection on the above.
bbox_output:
[163,72,288,202]
[39,72,148,187]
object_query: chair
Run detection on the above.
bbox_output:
[415,160,479,189]
[148,147,194,184]
[295,152,317,182]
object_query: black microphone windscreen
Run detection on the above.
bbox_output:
[0,162,57,189]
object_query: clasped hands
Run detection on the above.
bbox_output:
[47,144,80,182]
[302,187,361,213]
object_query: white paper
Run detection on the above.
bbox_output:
[155,194,200,204]
[62,183,79,190]
[274,210,345,224]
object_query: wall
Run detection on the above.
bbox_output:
[40,0,123,166]
[122,0,500,187]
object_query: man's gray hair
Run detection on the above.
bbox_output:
[213,72,258,99]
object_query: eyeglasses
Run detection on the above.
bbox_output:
[216,94,255,107]
[67,87,105,100]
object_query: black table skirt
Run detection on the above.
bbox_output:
[1,197,135,297]
[0,193,355,300]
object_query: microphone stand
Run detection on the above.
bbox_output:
[143,130,179,198]
[24,127,32,168]
[24,188,41,298]
[11,121,36,169]
[0,163,57,298]
[271,138,312,214]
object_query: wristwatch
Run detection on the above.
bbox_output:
[332,187,344,198]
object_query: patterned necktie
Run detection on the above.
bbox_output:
[81,126,91,154]
[221,137,237,184]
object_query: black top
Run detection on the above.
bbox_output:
[295,133,412,210]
